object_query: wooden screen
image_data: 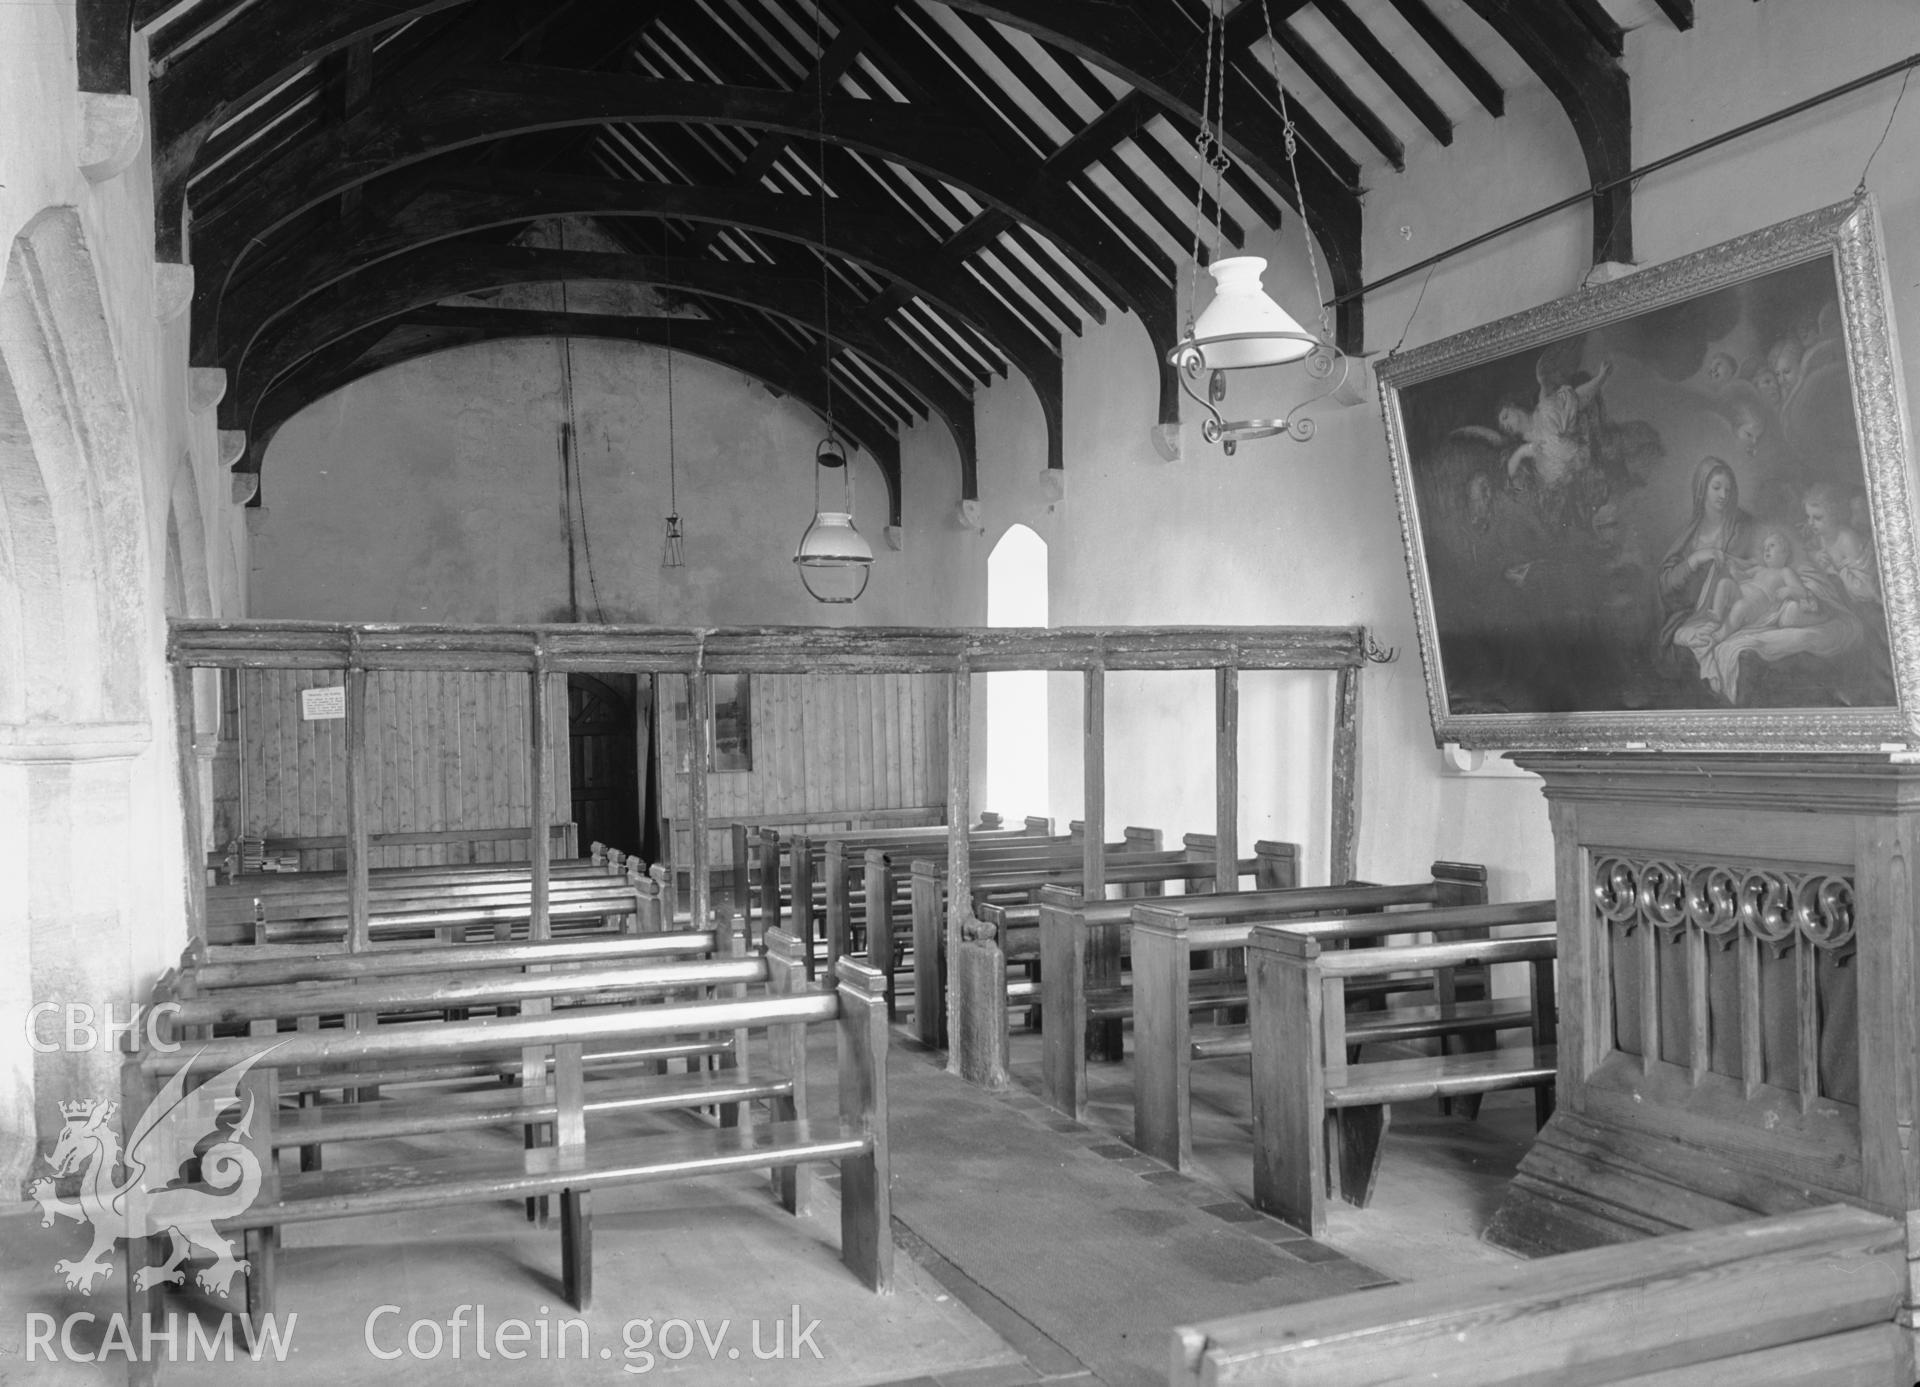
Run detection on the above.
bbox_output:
[237,667,573,870]
[658,671,949,867]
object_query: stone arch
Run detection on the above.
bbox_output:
[0,206,151,726]
[0,206,159,1197]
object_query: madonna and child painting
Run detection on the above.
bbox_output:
[1381,202,1916,747]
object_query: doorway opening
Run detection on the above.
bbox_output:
[567,672,647,860]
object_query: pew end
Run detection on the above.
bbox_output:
[1169,1204,1911,1387]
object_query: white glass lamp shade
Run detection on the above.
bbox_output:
[795,511,873,603]
[1191,256,1315,369]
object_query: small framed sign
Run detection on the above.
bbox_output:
[300,685,346,721]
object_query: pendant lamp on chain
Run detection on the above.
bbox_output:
[1168,0,1348,454]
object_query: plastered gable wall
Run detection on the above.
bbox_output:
[1,5,247,1190]
[255,332,978,627]
[976,0,1920,899]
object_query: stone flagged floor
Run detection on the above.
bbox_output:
[0,1015,1533,1387]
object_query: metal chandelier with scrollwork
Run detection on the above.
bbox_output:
[1168,0,1349,455]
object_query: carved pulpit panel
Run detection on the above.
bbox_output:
[1490,755,1919,1259]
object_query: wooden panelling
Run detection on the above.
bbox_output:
[239,668,572,871]
[660,672,950,866]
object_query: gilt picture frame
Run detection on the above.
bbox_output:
[1379,196,1920,751]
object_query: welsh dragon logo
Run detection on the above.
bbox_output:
[31,1050,270,1298]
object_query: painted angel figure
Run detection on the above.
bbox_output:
[1498,346,1614,492]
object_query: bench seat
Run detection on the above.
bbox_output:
[1190,1000,1537,1062]
[230,1118,871,1229]
[1248,924,1558,1235]
[276,1036,736,1094]
[1329,1043,1557,1107]
[272,1070,795,1147]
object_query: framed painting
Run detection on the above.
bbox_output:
[1380,197,1920,750]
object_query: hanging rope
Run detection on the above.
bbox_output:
[556,221,606,621]
[813,1,837,436]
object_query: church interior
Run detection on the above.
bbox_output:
[9,1,1920,1383]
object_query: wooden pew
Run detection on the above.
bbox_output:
[181,924,722,991]
[170,923,735,1173]
[1037,863,1485,1120]
[731,814,1037,950]
[722,815,1040,952]
[1169,1204,1910,1387]
[204,845,628,923]
[116,931,889,1384]
[204,855,673,950]
[160,944,773,1169]
[206,870,642,940]
[915,838,1301,1054]
[1248,920,1558,1236]
[1133,896,1553,1170]
[834,824,1126,966]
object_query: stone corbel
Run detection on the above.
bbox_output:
[189,368,227,413]
[231,471,260,505]
[1150,422,1182,463]
[153,264,194,324]
[78,93,144,184]
[1039,468,1065,501]
[218,430,246,468]
[956,499,981,531]
[1585,260,1640,288]
[1328,353,1373,409]
[884,524,903,552]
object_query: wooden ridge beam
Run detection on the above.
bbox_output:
[228,242,976,501]
[248,307,904,527]
[1462,0,1633,265]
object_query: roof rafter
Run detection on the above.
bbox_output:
[189,65,1155,366]
[932,0,1365,354]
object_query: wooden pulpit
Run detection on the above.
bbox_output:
[1488,753,1920,1267]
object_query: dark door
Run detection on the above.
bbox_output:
[568,673,640,859]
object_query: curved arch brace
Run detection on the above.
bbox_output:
[213,175,1053,480]
[248,310,904,528]
[1461,0,1633,265]
[191,68,1165,363]
[227,242,977,502]
[147,0,480,259]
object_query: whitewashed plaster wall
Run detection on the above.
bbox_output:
[981,0,1920,901]
[0,4,247,1193]
[242,0,1920,909]
[255,332,978,628]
